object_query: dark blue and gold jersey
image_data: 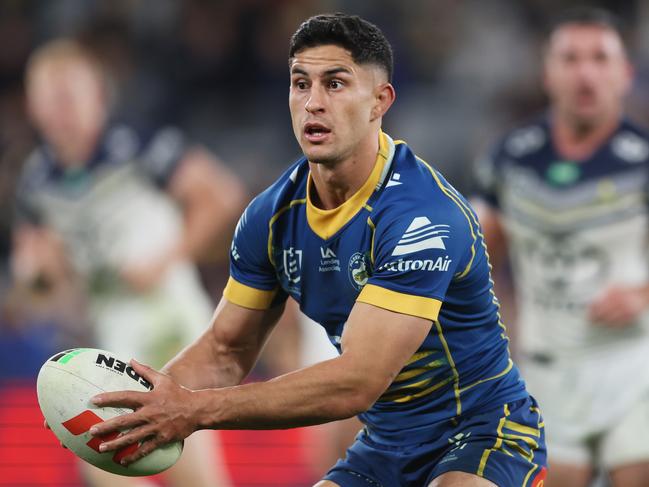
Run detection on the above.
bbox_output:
[225,132,527,436]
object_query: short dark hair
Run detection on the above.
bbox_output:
[547,6,625,41]
[289,13,394,82]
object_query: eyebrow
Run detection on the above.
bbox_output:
[290,66,353,77]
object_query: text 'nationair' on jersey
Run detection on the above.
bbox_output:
[224,131,528,436]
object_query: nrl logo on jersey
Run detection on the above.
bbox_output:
[392,217,450,256]
[282,247,302,285]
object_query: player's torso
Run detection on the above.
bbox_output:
[22,130,183,288]
[494,119,649,354]
[261,140,525,431]
[269,188,374,347]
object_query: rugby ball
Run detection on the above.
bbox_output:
[36,348,182,476]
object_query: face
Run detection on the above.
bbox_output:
[544,24,632,127]
[289,44,393,165]
[27,58,107,161]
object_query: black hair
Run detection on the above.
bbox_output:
[289,13,394,82]
[547,6,625,41]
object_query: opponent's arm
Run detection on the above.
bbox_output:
[121,148,247,292]
[472,199,508,271]
[91,301,432,463]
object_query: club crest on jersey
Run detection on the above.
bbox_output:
[348,252,371,291]
[392,217,450,256]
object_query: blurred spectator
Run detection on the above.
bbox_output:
[12,38,244,487]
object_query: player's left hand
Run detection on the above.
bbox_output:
[89,359,197,465]
[588,285,649,328]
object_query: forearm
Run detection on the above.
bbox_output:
[192,355,379,430]
[162,299,285,390]
[162,331,253,390]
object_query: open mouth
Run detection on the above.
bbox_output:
[304,123,331,142]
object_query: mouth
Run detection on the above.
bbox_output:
[303,122,332,143]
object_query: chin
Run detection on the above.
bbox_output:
[303,146,337,165]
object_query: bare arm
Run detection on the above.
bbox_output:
[472,199,507,271]
[162,297,287,390]
[91,301,432,461]
[121,148,248,291]
[167,147,248,263]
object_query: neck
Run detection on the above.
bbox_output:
[309,131,380,209]
[551,110,621,161]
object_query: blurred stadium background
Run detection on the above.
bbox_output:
[1,0,648,485]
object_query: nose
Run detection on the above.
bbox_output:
[305,85,325,114]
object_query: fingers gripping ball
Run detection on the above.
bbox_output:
[36,348,182,476]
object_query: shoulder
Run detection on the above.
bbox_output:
[18,147,54,193]
[238,158,309,230]
[608,118,649,164]
[372,142,477,249]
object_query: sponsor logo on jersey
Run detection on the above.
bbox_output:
[348,252,370,290]
[392,217,450,256]
[319,246,340,272]
[378,256,452,273]
[386,172,403,187]
[231,243,240,261]
[282,247,302,284]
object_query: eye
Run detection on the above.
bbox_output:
[328,79,343,90]
[292,79,309,90]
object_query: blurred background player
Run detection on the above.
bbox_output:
[11,39,244,487]
[473,7,649,487]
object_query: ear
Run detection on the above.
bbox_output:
[370,83,396,121]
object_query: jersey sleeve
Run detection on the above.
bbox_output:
[357,202,475,321]
[223,195,286,310]
[138,126,188,187]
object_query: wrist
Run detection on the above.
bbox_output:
[190,388,224,431]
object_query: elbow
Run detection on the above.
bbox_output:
[344,377,391,416]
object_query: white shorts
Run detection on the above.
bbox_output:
[520,346,649,469]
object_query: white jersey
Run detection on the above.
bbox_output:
[475,116,649,359]
[475,116,649,440]
[16,124,213,365]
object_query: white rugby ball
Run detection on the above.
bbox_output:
[36,348,182,476]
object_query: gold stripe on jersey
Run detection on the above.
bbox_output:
[458,359,513,393]
[378,376,454,403]
[367,216,376,265]
[416,156,479,279]
[223,277,277,310]
[305,131,390,240]
[267,199,307,265]
[434,319,462,415]
[356,283,442,321]
[393,358,446,383]
[406,350,434,365]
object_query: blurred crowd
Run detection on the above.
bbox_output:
[1,0,648,379]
